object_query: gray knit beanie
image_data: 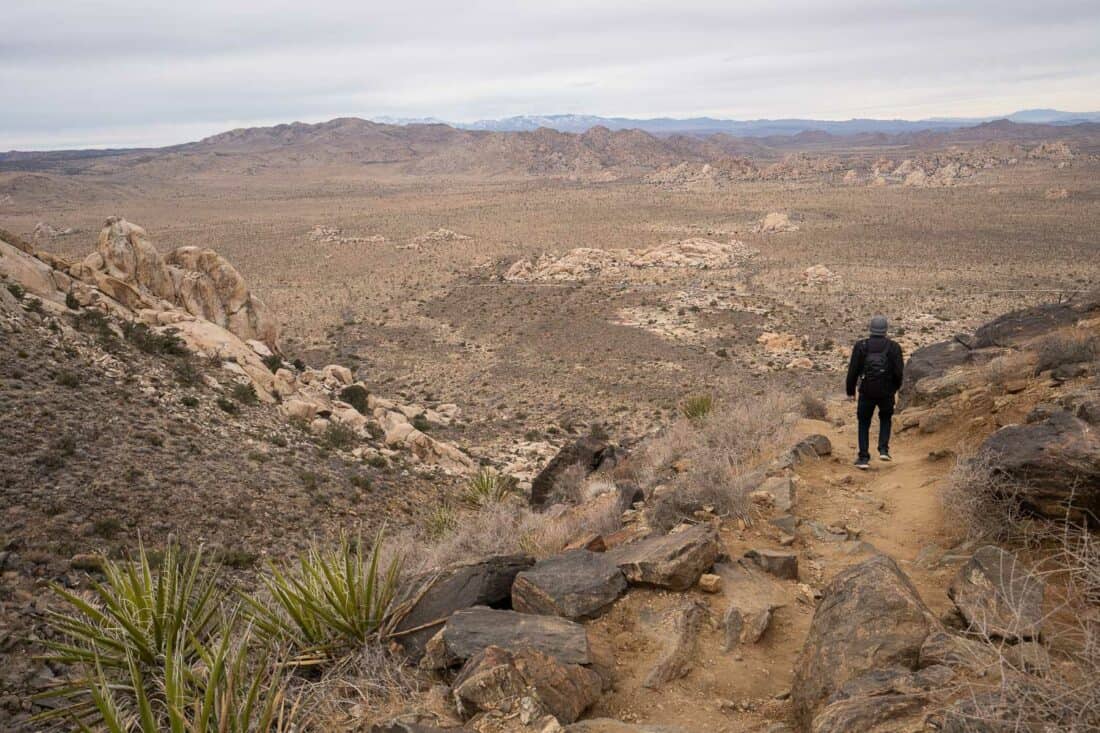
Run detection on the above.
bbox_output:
[869,315,888,336]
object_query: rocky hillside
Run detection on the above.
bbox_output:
[1,219,1098,732]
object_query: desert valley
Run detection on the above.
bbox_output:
[2,115,1099,732]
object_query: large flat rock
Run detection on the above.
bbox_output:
[439,607,591,666]
[606,523,720,591]
[391,554,534,658]
[791,555,939,728]
[512,549,627,620]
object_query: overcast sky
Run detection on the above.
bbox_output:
[3,0,1099,150]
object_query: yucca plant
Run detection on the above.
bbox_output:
[73,621,296,732]
[244,532,400,664]
[37,542,294,731]
[37,542,221,723]
[461,469,519,508]
[680,393,715,421]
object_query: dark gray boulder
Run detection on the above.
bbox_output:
[791,555,939,728]
[512,549,627,620]
[978,410,1100,523]
[390,554,534,658]
[606,523,720,591]
[810,666,954,733]
[948,545,1045,641]
[745,549,799,580]
[530,434,616,508]
[899,336,972,407]
[973,302,1081,348]
[436,607,591,667]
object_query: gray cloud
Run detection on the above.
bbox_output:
[2,0,1099,149]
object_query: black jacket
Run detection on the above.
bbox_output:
[846,336,904,398]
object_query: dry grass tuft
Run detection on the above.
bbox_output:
[1032,332,1098,375]
[800,392,828,420]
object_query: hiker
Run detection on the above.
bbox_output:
[845,315,904,469]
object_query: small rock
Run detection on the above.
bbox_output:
[698,574,722,593]
[745,549,798,580]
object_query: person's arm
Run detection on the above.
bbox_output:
[891,342,905,392]
[846,341,863,397]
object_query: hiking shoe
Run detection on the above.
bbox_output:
[879,452,892,462]
[854,458,870,470]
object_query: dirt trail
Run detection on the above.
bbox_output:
[588,401,968,732]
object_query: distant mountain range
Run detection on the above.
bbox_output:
[373,109,1100,137]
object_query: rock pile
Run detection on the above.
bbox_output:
[504,239,758,282]
[752,212,799,234]
[308,224,385,244]
[402,227,472,250]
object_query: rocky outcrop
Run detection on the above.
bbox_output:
[791,555,939,728]
[948,546,1045,641]
[392,554,534,658]
[73,218,278,348]
[978,409,1100,522]
[607,523,720,591]
[899,337,973,406]
[512,550,627,620]
[451,645,602,724]
[530,435,616,508]
[753,211,799,234]
[504,239,758,282]
[810,666,954,733]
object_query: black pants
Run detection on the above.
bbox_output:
[857,393,895,460]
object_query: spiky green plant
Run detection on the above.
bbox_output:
[424,504,458,540]
[244,532,400,663]
[461,469,519,508]
[680,393,715,421]
[70,622,296,732]
[37,542,295,731]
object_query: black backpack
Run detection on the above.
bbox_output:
[862,339,890,384]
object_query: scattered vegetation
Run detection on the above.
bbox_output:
[64,291,80,310]
[339,384,370,414]
[231,381,259,405]
[180,394,200,408]
[679,393,714,421]
[54,370,81,388]
[1033,332,1098,375]
[424,504,457,540]
[6,282,25,300]
[173,357,204,387]
[262,353,284,373]
[320,421,359,451]
[123,321,189,356]
[216,396,240,414]
[801,392,828,420]
[461,468,520,508]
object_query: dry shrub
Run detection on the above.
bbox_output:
[942,455,1030,543]
[982,350,1033,388]
[1033,332,1098,375]
[941,457,1100,731]
[639,392,796,530]
[800,392,828,420]
[296,645,425,731]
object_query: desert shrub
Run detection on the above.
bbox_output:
[296,644,423,730]
[180,394,199,408]
[644,392,796,530]
[801,392,828,420]
[680,393,714,421]
[1033,332,1098,375]
[942,455,1030,542]
[461,469,519,508]
[123,321,189,356]
[6,282,25,300]
[262,353,284,373]
[217,397,239,414]
[424,504,458,539]
[411,415,432,432]
[321,421,359,451]
[231,381,259,405]
[339,384,370,414]
[173,357,204,387]
[75,308,117,345]
[54,371,80,388]
[64,291,80,310]
[244,533,400,662]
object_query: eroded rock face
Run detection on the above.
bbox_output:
[607,523,720,591]
[791,555,939,727]
[512,550,627,620]
[810,666,953,733]
[74,217,278,349]
[530,435,614,508]
[978,410,1100,522]
[948,546,1045,641]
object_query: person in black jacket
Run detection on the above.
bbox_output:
[846,315,904,469]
